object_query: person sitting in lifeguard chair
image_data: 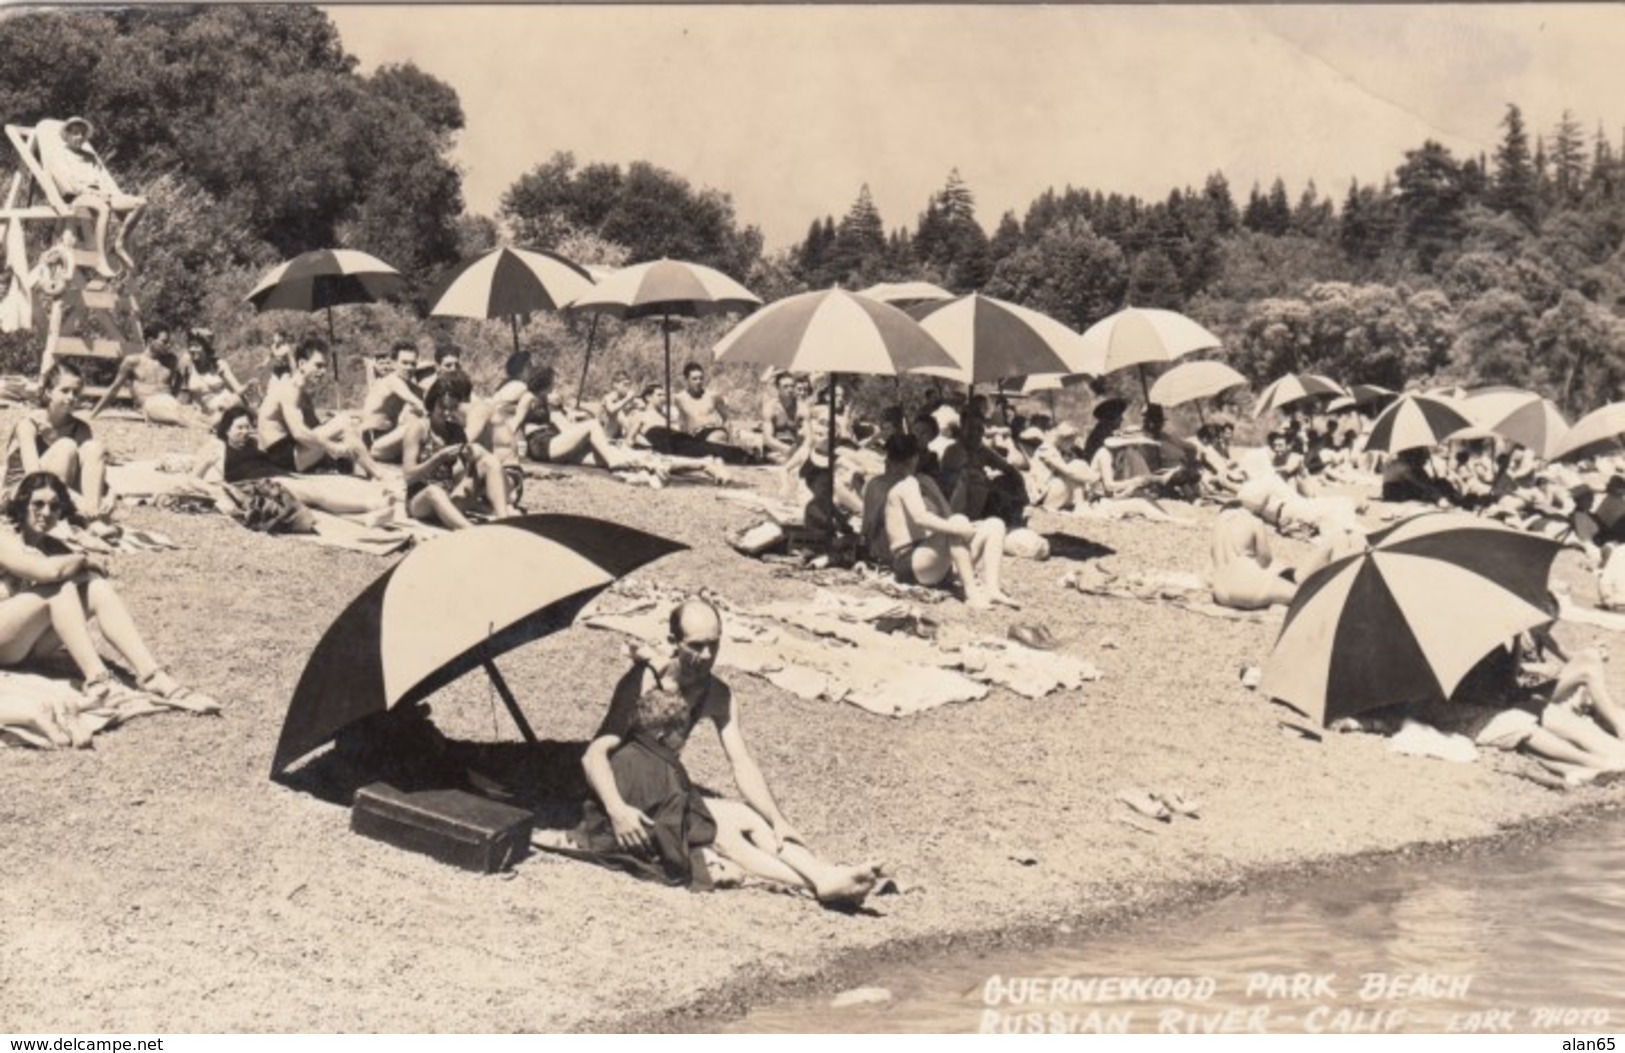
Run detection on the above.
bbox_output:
[34,116,146,278]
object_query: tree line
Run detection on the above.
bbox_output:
[4,7,1623,416]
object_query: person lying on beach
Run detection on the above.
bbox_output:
[5,362,110,521]
[400,373,513,531]
[1238,473,1364,540]
[1381,447,1456,505]
[88,330,187,425]
[256,339,390,483]
[357,341,427,464]
[1209,507,1349,611]
[189,406,393,527]
[0,472,218,711]
[541,597,885,903]
[861,433,1017,609]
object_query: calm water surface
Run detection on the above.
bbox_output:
[727,813,1625,1034]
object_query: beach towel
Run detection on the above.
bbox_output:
[106,459,196,499]
[1063,568,1283,624]
[0,671,177,749]
[1387,719,1478,763]
[0,218,32,333]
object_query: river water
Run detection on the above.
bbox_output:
[727,812,1625,1034]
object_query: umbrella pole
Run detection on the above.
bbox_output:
[576,315,599,412]
[663,312,673,428]
[326,305,340,411]
[1138,364,1151,405]
[481,659,538,746]
[828,372,840,558]
[511,315,522,359]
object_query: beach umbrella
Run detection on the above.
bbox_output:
[426,246,596,357]
[1147,360,1247,417]
[1549,401,1625,463]
[568,258,760,426]
[1349,383,1397,407]
[246,249,405,400]
[269,514,686,776]
[1251,373,1348,418]
[1260,512,1563,726]
[858,280,954,306]
[1463,388,1569,459]
[1077,307,1220,399]
[905,293,1097,386]
[1361,393,1474,454]
[714,289,956,546]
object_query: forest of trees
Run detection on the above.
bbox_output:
[4,7,1623,416]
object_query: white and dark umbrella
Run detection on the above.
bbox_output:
[1463,387,1569,460]
[1078,306,1222,399]
[568,258,760,424]
[1550,401,1625,463]
[1364,393,1475,454]
[270,515,686,775]
[1147,360,1248,414]
[1261,512,1562,726]
[1251,373,1348,418]
[906,292,1096,386]
[246,248,405,395]
[426,246,596,356]
[858,280,954,307]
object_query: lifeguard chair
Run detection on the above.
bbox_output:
[2,120,142,387]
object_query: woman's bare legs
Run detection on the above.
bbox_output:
[408,484,475,531]
[80,577,163,685]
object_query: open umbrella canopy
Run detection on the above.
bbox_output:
[714,288,956,376]
[1364,393,1475,454]
[1463,387,1569,459]
[1260,512,1562,726]
[905,292,1096,385]
[1551,401,1625,463]
[270,514,686,775]
[1147,360,1247,408]
[1077,307,1219,376]
[427,246,595,321]
[1251,373,1348,418]
[246,249,405,313]
[568,258,760,321]
[858,280,954,306]
[1349,383,1397,406]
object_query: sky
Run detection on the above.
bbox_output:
[326,5,1625,251]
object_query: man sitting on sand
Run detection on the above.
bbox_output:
[358,341,427,464]
[862,434,1017,609]
[36,117,146,276]
[257,339,388,481]
[542,597,885,904]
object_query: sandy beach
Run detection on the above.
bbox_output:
[1,406,1621,1033]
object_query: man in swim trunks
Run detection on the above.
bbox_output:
[673,361,730,445]
[553,597,884,903]
[358,340,427,463]
[758,370,801,462]
[256,339,387,481]
[88,328,185,424]
[862,433,1017,609]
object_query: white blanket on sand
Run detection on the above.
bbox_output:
[0,671,172,749]
[586,588,1101,716]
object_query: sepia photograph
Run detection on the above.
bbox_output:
[1,2,1624,1036]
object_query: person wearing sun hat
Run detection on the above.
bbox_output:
[36,116,147,277]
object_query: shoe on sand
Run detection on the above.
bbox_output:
[1117,788,1171,822]
[1155,790,1202,818]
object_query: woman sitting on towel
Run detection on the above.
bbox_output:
[177,328,248,420]
[401,372,515,531]
[4,361,110,521]
[189,406,392,526]
[0,472,218,711]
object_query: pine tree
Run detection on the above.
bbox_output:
[1551,109,1587,205]
[1492,103,1537,225]
[1266,178,1293,236]
[1203,171,1239,234]
[826,184,887,285]
[1241,183,1269,233]
[989,210,1023,264]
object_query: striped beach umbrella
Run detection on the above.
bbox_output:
[246,249,405,402]
[1251,373,1348,418]
[569,258,761,424]
[270,514,686,775]
[1550,401,1625,463]
[1363,393,1474,454]
[906,293,1097,385]
[1260,512,1562,726]
[715,289,955,548]
[426,246,596,355]
[1079,307,1220,378]
[1349,383,1397,407]
[1463,388,1570,460]
[858,280,954,307]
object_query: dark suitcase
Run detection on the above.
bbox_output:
[351,782,534,873]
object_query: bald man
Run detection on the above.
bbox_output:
[552,597,884,904]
